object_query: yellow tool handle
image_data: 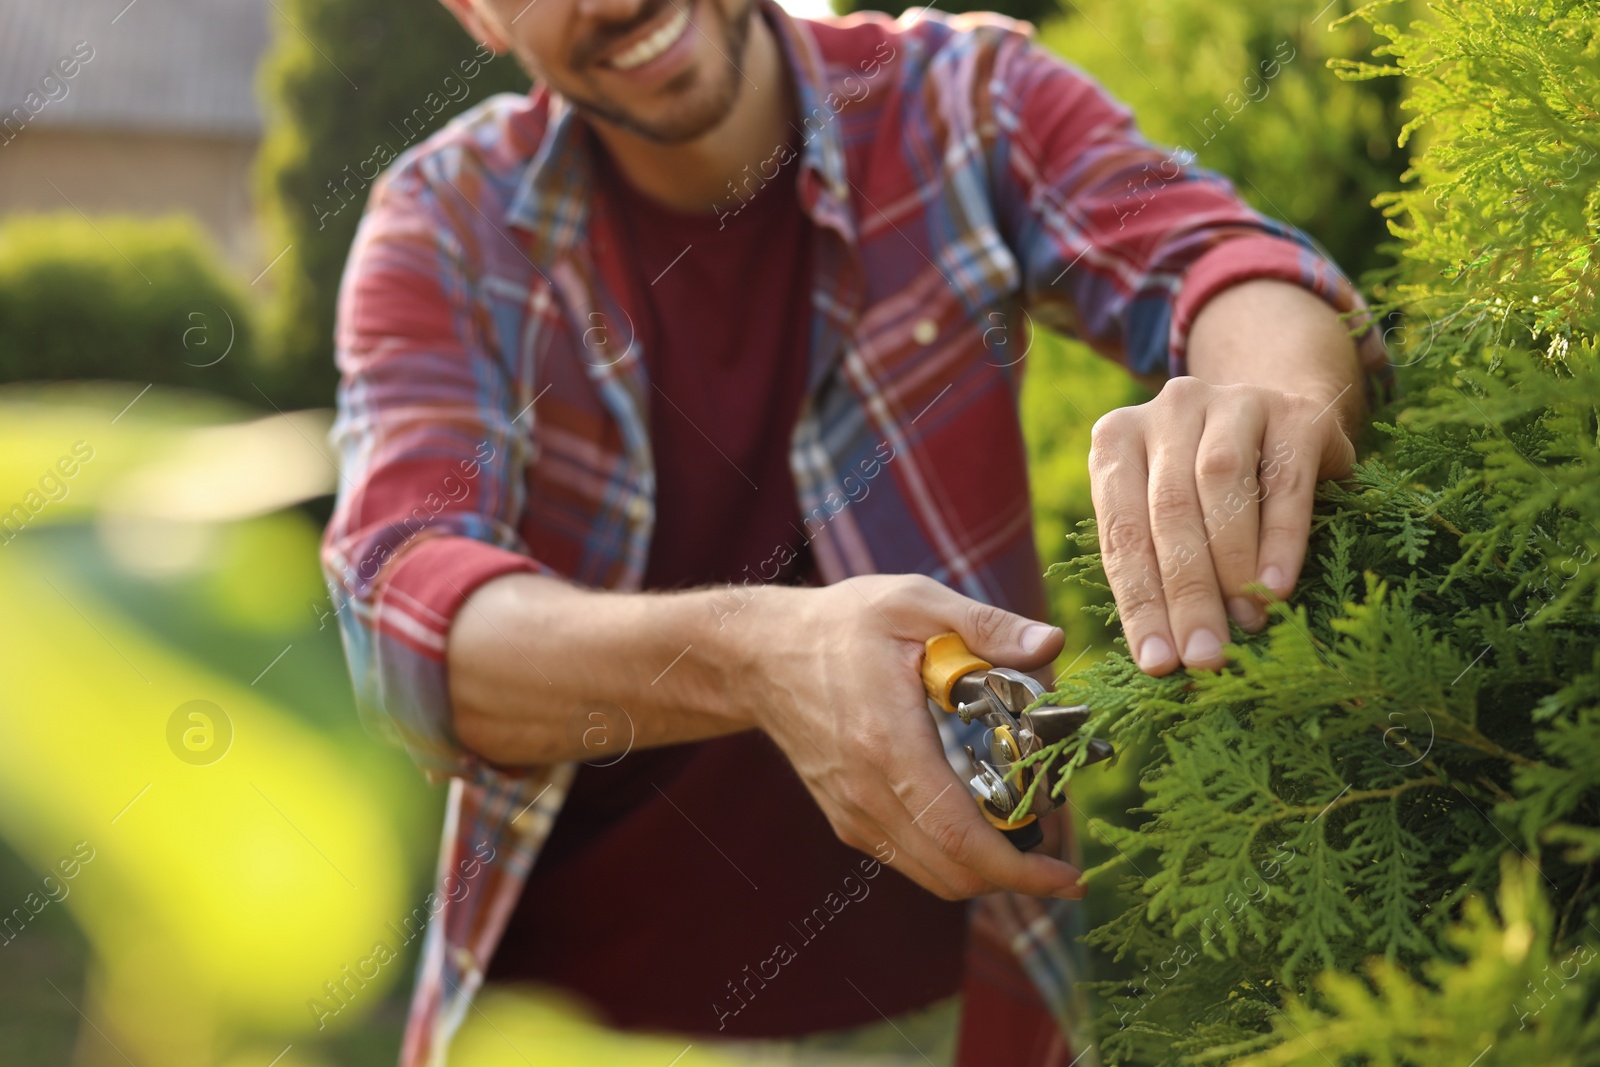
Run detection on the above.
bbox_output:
[921,631,989,713]
[975,796,1037,832]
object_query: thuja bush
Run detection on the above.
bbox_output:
[1029,3,1600,1064]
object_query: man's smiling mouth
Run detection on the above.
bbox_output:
[605,3,692,71]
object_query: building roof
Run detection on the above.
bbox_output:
[0,0,269,137]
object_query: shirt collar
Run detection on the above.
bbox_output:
[505,0,855,260]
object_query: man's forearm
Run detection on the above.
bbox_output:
[450,568,1088,899]
[1186,279,1365,428]
[448,573,756,765]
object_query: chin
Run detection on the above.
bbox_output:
[574,62,745,144]
[573,0,754,145]
[642,69,746,143]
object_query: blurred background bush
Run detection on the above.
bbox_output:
[0,0,1407,1063]
[255,0,531,408]
[0,215,262,398]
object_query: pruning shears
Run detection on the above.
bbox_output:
[920,632,1114,852]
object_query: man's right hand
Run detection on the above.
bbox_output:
[451,570,1085,901]
[728,574,1086,902]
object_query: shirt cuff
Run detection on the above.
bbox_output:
[377,534,549,662]
[365,535,549,781]
[1168,234,1394,404]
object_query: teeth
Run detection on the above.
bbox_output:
[610,5,691,71]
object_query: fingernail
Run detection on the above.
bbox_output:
[1227,597,1264,630]
[1053,882,1087,901]
[1137,635,1173,671]
[1259,566,1287,596]
[1183,629,1223,664]
[1021,623,1056,654]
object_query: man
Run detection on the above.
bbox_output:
[322,0,1388,1061]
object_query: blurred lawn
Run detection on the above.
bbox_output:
[0,384,437,1066]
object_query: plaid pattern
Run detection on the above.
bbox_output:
[322,4,1388,1064]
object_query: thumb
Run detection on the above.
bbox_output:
[945,596,1064,672]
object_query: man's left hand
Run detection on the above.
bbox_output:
[1086,280,1364,675]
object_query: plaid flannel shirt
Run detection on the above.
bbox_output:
[322,4,1389,1064]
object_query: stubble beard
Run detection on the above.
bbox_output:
[562,0,755,145]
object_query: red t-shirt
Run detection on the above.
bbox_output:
[484,135,969,1036]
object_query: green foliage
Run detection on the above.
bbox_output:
[1334,0,1600,330]
[1342,0,1600,622]
[1224,859,1600,1067]
[1038,0,1409,279]
[0,214,263,399]
[255,0,529,407]
[1026,2,1600,1063]
[1040,453,1600,1067]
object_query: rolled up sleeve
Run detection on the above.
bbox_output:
[321,164,550,781]
[987,31,1389,396]
[1167,233,1392,398]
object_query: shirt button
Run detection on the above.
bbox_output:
[626,496,650,524]
[912,318,938,346]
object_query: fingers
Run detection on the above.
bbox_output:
[847,581,1084,898]
[825,753,1081,901]
[954,602,1064,671]
[1144,398,1229,671]
[1091,380,1360,676]
[896,576,1065,670]
[909,796,1085,900]
[1195,397,1267,631]
[824,690,1085,900]
[1254,405,1356,599]
[806,577,1089,901]
[1088,409,1178,674]
[1029,807,1069,862]
[880,726,1085,900]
